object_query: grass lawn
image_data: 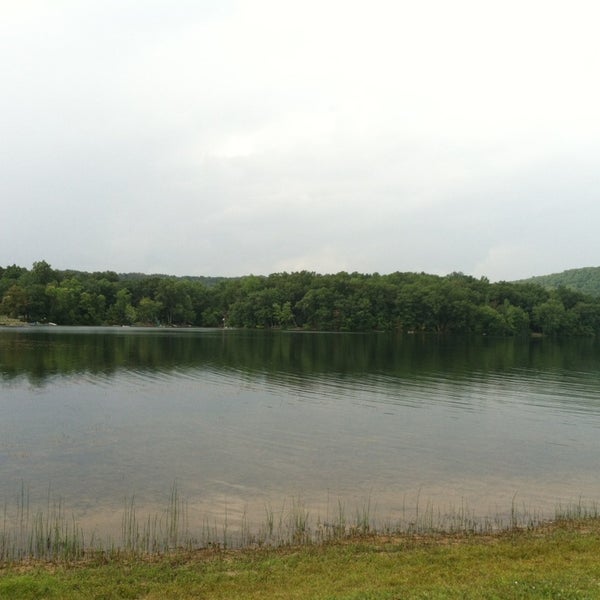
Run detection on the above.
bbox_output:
[2,518,600,599]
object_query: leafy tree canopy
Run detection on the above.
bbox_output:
[2,261,600,336]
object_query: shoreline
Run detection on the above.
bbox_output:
[3,516,600,599]
[1,484,597,564]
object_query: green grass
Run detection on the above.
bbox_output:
[2,517,600,599]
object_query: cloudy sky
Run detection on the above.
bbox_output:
[2,0,600,280]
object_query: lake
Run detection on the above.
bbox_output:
[1,326,600,540]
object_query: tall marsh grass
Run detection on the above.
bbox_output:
[120,483,191,554]
[0,483,86,562]
[1,484,598,564]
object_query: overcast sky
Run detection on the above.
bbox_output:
[2,1,600,281]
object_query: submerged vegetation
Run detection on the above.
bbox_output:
[2,261,600,335]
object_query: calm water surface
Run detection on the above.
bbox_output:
[1,327,600,533]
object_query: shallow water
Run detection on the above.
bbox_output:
[1,327,600,535]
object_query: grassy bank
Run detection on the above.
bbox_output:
[2,488,600,598]
[2,517,600,599]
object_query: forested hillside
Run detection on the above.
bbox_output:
[2,261,600,336]
[517,266,600,297]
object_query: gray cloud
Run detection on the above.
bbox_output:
[2,0,600,280]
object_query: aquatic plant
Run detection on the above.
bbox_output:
[1,483,598,564]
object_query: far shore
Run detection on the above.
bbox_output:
[0,318,554,337]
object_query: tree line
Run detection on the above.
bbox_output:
[2,260,600,336]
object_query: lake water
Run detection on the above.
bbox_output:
[1,327,600,537]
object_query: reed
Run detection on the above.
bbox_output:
[119,483,193,555]
[0,483,86,562]
[555,497,599,521]
[1,484,598,564]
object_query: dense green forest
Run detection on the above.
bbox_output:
[517,266,600,297]
[2,260,600,336]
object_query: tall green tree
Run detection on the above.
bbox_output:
[156,280,195,325]
[532,298,568,336]
[108,288,137,325]
[0,284,28,319]
[137,297,162,324]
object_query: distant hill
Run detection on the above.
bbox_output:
[516,266,600,297]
